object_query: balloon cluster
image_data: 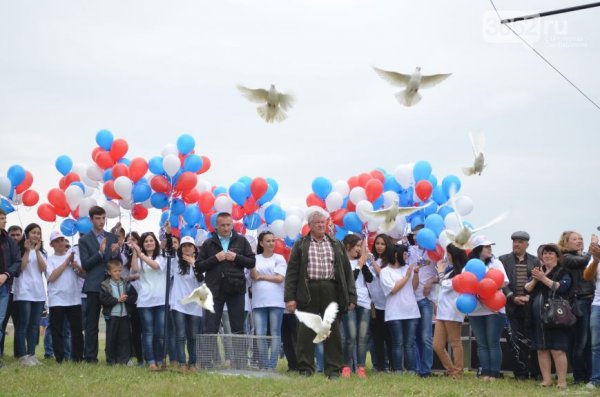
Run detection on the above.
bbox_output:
[0,165,39,214]
[452,259,506,314]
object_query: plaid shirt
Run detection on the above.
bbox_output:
[307,235,335,280]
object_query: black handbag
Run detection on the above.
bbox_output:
[221,271,246,295]
[541,289,576,329]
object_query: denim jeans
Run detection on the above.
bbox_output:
[589,305,600,385]
[139,306,166,365]
[315,342,324,372]
[416,298,434,375]
[0,285,9,345]
[469,314,504,378]
[387,318,418,372]
[570,298,592,383]
[171,309,203,366]
[253,307,284,369]
[341,306,371,367]
[15,300,45,357]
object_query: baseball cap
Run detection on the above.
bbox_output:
[50,230,67,243]
[470,235,495,248]
[180,236,196,246]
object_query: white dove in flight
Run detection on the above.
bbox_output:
[295,302,339,343]
[237,84,295,123]
[462,131,486,176]
[180,284,215,313]
[372,66,451,107]
[364,200,432,233]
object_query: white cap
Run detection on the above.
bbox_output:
[470,235,495,248]
[180,236,196,246]
[50,230,67,243]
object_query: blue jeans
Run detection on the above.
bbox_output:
[570,298,592,383]
[0,285,9,344]
[171,309,203,366]
[253,307,283,369]
[469,314,504,378]
[15,300,45,357]
[416,298,434,375]
[387,318,418,372]
[590,305,600,385]
[139,306,166,365]
[341,306,371,367]
[315,342,324,372]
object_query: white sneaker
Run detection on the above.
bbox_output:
[586,382,597,389]
[18,356,36,367]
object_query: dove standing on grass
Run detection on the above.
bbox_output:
[237,84,295,123]
[295,302,339,343]
[462,131,486,176]
[372,66,451,107]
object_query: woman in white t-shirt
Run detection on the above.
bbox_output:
[250,231,286,370]
[380,244,420,373]
[14,223,47,366]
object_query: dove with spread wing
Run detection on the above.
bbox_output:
[180,284,215,313]
[363,200,432,233]
[295,302,339,343]
[372,66,451,107]
[462,131,486,176]
[237,84,295,123]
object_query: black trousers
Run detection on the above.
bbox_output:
[106,316,132,364]
[281,313,298,370]
[371,308,393,371]
[84,292,101,363]
[127,304,143,363]
[49,305,83,363]
[506,307,539,379]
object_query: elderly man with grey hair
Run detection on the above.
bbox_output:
[284,209,356,379]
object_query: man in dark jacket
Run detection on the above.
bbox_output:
[0,209,20,367]
[499,231,540,380]
[195,212,255,368]
[284,210,356,379]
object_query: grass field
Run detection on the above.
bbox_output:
[0,336,596,397]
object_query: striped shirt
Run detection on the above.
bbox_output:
[307,236,335,280]
[514,255,528,296]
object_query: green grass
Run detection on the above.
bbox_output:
[0,337,595,397]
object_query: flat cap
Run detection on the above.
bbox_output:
[511,231,530,241]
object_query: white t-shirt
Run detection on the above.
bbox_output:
[380,266,421,322]
[468,258,509,316]
[592,263,600,307]
[251,254,286,309]
[408,245,437,301]
[72,246,86,298]
[14,250,47,302]
[45,253,82,307]
[136,256,168,308]
[170,260,203,317]
[367,259,388,310]
[436,274,465,323]
[351,259,372,310]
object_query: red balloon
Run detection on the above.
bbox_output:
[112,163,129,179]
[22,190,39,207]
[452,272,478,294]
[301,224,310,237]
[47,188,67,208]
[109,138,129,161]
[365,179,384,203]
[357,173,372,188]
[415,180,433,201]
[94,150,114,169]
[426,243,445,262]
[91,147,102,162]
[477,278,498,300]
[182,188,199,204]
[231,204,244,221]
[71,207,80,219]
[16,171,33,194]
[243,196,259,214]
[199,156,211,174]
[37,204,56,222]
[484,268,505,289]
[198,192,215,213]
[175,172,197,192]
[481,290,507,312]
[274,239,286,255]
[306,193,326,209]
[369,169,385,183]
[102,180,121,200]
[150,176,171,194]
[54,205,71,218]
[204,210,215,232]
[250,177,268,200]
[347,176,359,190]
[129,157,148,183]
[331,209,349,227]
[233,222,246,234]
[346,200,356,212]
[132,204,148,220]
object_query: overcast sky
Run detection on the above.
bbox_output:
[1,0,599,254]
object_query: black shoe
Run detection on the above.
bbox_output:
[419,373,432,378]
[327,374,340,380]
[299,370,313,377]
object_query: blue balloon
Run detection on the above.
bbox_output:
[341,196,349,209]
[427,174,438,189]
[456,294,478,314]
[70,182,85,192]
[183,155,203,173]
[372,194,384,210]
[465,258,487,281]
[257,185,276,205]
[413,160,432,182]
[335,226,349,241]
[244,213,261,230]
[117,158,131,166]
[264,204,285,224]
[422,200,438,216]
[132,183,152,203]
[7,165,26,186]
[151,192,169,209]
[431,186,448,205]
[284,236,297,247]
[60,218,77,237]
[179,224,195,237]
[410,214,425,230]
[229,182,249,206]
[170,198,186,216]
[343,212,363,233]
[160,211,170,226]
[266,178,279,195]
[213,186,227,196]
[442,175,462,197]
[437,205,454,219]
[102,169,113,182]
[183,205,202,225]
[75,217,92,234]
[415,227,437,250]
[96,129,114,150]
[169,212,180,228]
[148,156,164,175]
[424,214,444,236]
[399,187,414,207]
[0,198,15,214]
[210,213,219,229]
[177,133,195,155]
[383,174,401,192]
[312,177,332,200]
[55,155,73,176]
[238,176,252,187]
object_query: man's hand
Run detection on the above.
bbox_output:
[164,220,172,234]
[0,274,7,286]
[215,251,226,262]
[110,243,119,255]
[118,293,128,303]
[513,296,527,306]
[100,238,107,255]
[286,300,297,313]
[225,251,237,262]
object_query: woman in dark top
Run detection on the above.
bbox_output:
[525,243,572,389]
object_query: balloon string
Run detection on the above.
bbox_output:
[15,205,24,229]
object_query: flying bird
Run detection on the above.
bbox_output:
[295,302,339,343]
[372,66,451,107]
[180,284,215,313]
[364,200,433,233]
[237,84,295,123]
[462,131,486,176]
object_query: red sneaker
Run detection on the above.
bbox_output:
[357,366,367,379]
[342,366,352,378]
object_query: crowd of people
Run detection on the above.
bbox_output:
[0,206,599,390]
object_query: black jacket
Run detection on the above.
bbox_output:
[562,251,595,297]
[499,251,540,314]
[99,278,137,317]
[0,230,20,281]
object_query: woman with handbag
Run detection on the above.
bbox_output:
[525,243,572,389]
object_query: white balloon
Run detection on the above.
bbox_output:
[141,198,153,209]
[161,144,178,157]
[269,219,286,239]
[284,206,304,221]
[394,163,414,188]
[258,203,271,221]
[444,213,462,234]
[349,187,366,205]
[162,155,180,177]
[83,184,96,197]
[284,215,303,239]
[456,196,474,217]
[102,201,120,219]
[119,199,134,210]
[86,164,103,182]
[383,191,398,208]
[0,176,12,197]
[65,185,84,211]
[114,176,133,201]
[367,217,383,232]
[195,229,210,246]
[332,180,350,197]
[438,232,451,250]
[214,195,233,213]
[392,215,407,235]
[78,197,97,218]
[355,200,374,223]
[196,179,212,193]
[325,192,343,212]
